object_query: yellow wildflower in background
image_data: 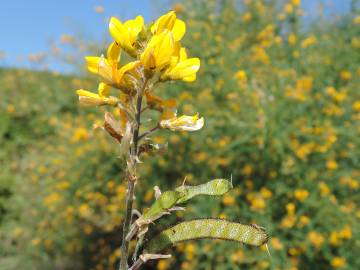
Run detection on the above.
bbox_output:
[294,189,309,202]
[340,70,352,81]
[331,257,346,268]
[234,70,247,82]
[271,237,284,250]
[326,159,338,170]
[242,12,252,23]
[307,231,325,249]
[288,33,297,45]
[318,182,330,197]
[291,0,301,6]
[222,194,236,206]
[352,101,360,112]
[301,35,317,48]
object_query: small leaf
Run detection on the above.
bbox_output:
[145,219,269,253]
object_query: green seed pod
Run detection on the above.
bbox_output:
[175,179,233,204]
[145,219,268,253]
[141,191,183,220]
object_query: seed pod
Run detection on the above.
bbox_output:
[145,219,269,253]
[141,191,183,220]
[175,179,233,204]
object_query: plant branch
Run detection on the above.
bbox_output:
[119,78,149,270]
[138,125,160,141]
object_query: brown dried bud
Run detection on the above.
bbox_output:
[103,112,123,143]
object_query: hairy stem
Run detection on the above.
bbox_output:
[119,78,148,270]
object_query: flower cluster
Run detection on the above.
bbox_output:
[76,11,203,140]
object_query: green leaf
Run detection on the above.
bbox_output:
[145,219,269,253]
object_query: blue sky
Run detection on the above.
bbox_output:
[0,0,353,73]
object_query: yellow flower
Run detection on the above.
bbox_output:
[352,101,360,111]
[85,42,140,87]
[76,83,119,107]
[291,0,301,6]
[288,33,297,45]
[158,259,171,270]
[318,182,330,197]
[234,70,247,82]
[72,127,89,141]
[31,238,41,246]
[294,189,309,202]
[307,231,325,249]
[161,47,200,82]
[301,35,317,48]
[160,113,204,131]
[78,203,91,218]
[326,159,338,170]
[330,231,340,246]
[242,12,252,23]
[286,203,296,215]
[299,215,310,227]
[250,196,266,210]
[339,225,352,239]
[223,194,236,206]
[271,238,284,250]
[151,11,186,41]
[340,70,352,81]
[331,257,346,268]
[43,192,62,207]
[284,4,294,14]
[260,187,272,198]
[353,15,360,25]
[141,30,175,71]
[109,16,144,55]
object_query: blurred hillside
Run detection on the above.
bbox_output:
[0,0,359,270]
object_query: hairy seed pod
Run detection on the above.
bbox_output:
[145,219,269,253]
[142,191,183,220]
[175,178,233,204]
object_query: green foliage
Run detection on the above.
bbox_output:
[1,0,360,269]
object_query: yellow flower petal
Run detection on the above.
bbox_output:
[109,17,133,53]
[151,11,176,34]
[159,113,204,131]
[183,74,197,82]
[85,56,100,74]
[172,19,186,41]
[151,11,185,41]
[98,82,111,97]
[109,16,143,55]
[76,89,118,106]
[118,60,140,78]
[97,56,113,83]
[107,41,121,63]
[141,30,174,70]
[162,58,200,81]
[124,15,144,44]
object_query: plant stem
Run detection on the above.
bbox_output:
[138,125,160,141]
[119,78,148,270]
